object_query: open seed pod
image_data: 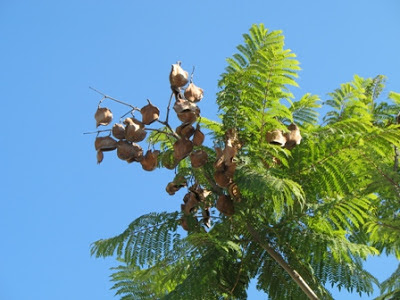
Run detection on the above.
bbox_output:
[216,194,235,216]
[173,138,193,161]
[266,129,286,146]
[284,123,302,150]
[182,192,199,215]
[192,125,205,146]
[112,123,126,140]
[222,139,237,166]
[117,141,143,162]
[189,184,211,203]
[228,182,241,202]
[95,107,113,127]
[96,150,104,164]
[94,136,117,151]
[173,97,198,113]
[169,63,189,88]
[166,177,187,195]
[141,102,160,125]
[214,170,232,188]
[124,118,147,142]
[184,82,204,102]
[176,123,195,139]
[190,149,208,168]
[140,149,160,171]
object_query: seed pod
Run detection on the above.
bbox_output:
[190,150,208,168]
[94,136,117,151]
[192,125,205,146]
[112,123,126,140]
[124,118,147,142]
[141,102,160,125]
[95,107,113,127]
[189,184,211,203]
[173,138,193,161]
[184,82,204,102]
[117,140,143,162]
[176,123,195,139]
[266,129,286,146]
[182,192,199,215]
[96,150,104,164]
[140,149,160,171]
[225,162,237,180]
[228,182,241,202]
[165,175,187,195]
[173,97,198,113]
[177,110,198,124]
[284,123,302,150]
[216,194,235,216]
[214,170,231,188]
[169,63,189,88]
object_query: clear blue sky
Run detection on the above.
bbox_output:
[1,1,399,299]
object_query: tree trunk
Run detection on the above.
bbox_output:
[247,224,319,300]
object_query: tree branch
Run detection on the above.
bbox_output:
[247,224,320,300]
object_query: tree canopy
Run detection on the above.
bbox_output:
[89,24,400,300]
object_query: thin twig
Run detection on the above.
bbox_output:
[190,66,196,83]
[83,129,111,135]
[165,92,174,124]
[89,86,141,111]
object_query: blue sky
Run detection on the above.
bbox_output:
[1,1,399,299]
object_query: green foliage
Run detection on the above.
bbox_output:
[91,24,400,299]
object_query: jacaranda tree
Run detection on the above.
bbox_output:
[87,24,400,299]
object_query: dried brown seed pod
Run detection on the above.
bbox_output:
[112,123,126,140]
[177,110,198,124]
[117,141,143,162]
[284,123,302,150]
[224,162,237,180]
[189,184,211,203]
[190,150,208,168]
[166,182,184,195]
[228,182,241,202]
[124,118,147,142]
[214,170,231,188]
[169,63,189,88]
[192,125,205,146]
[266,129,286,146]
[173,97,198,114]
[140,150,160,171]
[182,192,199,215]
[173,138,193,161]
[96,150,104,164]
[176,123,195,139]
[94,136,118,151]
[184,82,204,102]
[216,194,235,216]
[95,107,113,127]
[141,102,160,125]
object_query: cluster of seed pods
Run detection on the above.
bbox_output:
[94,100,161,171]
[92,62,246,231]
